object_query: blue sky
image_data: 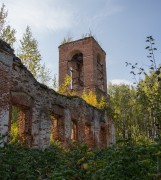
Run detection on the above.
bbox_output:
[1,0,161,85]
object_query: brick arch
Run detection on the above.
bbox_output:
[68,49,83,60]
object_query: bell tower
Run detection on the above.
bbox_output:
[59,36,107,98]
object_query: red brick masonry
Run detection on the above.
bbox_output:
[0,39,115,148]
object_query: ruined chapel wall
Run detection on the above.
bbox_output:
[11,60,108,148]
[0,41,115,148]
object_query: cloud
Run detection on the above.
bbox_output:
[96,0,123,19]
[1,0,74,37]
[1,0,123,39]
[73,0,123,38]
[108,79,133,85]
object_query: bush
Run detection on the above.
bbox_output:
[0,142,161,179]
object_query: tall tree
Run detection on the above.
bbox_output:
[0,3,16,47]
[125,36,161,143]
[108,83,154,144]
[0,3,7,32]
[19,26,51,85]
[108,84,136,140]
[19,26,41,78]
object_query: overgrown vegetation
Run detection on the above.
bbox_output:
[108,36,161,144]
[18,26,51,85]
[58,74,108,110]
[0,142,161,179]
[0,4,16,47]
[10,106,19,144]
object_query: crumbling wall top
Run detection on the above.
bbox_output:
[0,39,14,55]
[59,36,106,55]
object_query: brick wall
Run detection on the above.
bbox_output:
[0,40,115,149]
[59,37,107,98]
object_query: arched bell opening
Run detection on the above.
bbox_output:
[68,52,84,91]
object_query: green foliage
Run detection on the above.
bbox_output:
[108,81,160,144]
[124,36,161,143]
[19,26,41,78]
[109,36,161,144]
[52,74,58,91]
[1,25,16,47]
[10,106,19,144]
[108,84,138,141]
[0,3,16,47]
[18,26,51,85]
[0,143,161,179]
[38,63,51,85]
[0,3,7,31]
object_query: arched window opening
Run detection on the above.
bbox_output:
[68,53,84,90]
[97,54,104,90]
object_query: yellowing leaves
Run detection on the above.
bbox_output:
[82,90,107,109]
[82,163,89,169]
[58,74,76,96]
[82,90,97,107]
[77,157,85,165]
[85,151,95,157]
[58,74,108,110]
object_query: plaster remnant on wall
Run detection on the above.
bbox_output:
[0,107,10,147]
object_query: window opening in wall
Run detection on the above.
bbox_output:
[71,120,78,141]
[50,114,64,144]
[97,55,104,90]
[10,105,32,146]
[85,123,91,146]
[68,53,84,90]
[100,127,107,148]
[50,115,59,143]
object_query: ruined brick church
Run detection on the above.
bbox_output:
[0,37,115,148]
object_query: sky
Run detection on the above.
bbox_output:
[1,0,161,85]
